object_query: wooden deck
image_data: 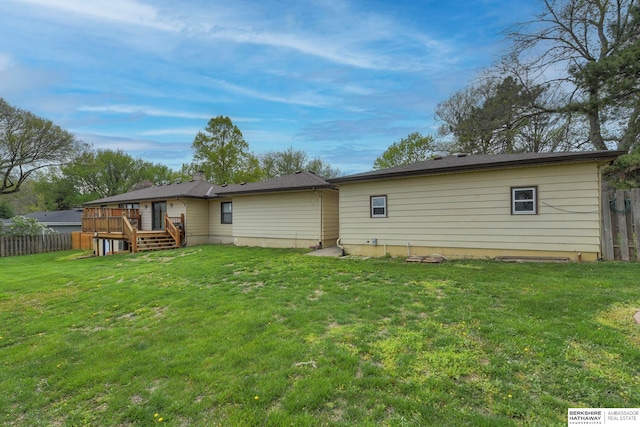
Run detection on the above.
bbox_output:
[82,207,141,234]
[82,208,184,253]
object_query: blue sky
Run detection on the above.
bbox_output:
[0,0,538,174]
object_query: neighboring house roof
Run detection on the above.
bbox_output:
[216,170,335,196]
[83,171,335,205]
[25,209,83,225]
[2,209,83,226]
[84,179,220,206]
[330,150,625,184]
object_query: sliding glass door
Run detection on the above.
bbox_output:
[152,202,166,230]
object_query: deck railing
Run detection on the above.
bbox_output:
[165,214,181,248]
[122,216,137,253]
[82,208,183,253]
[82,208,141,233]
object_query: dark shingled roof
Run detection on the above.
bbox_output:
[216,170,335,196]
[330,150,625,184]
[25,209,83,224]
[84,179,220,206]
[83,171,335,205]
[2,209,84,226]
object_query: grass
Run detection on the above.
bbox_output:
[1,245,639,426]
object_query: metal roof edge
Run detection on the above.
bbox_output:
[214,184,337,197]
[83,193,210,206]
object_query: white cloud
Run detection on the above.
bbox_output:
[7,0,449,72]
[0,53,13,71]
[209,79,336,108]
[73,131,163,151]
[204,27,410,71]
[11,0,179,31]
[72,131,193,168]
[139,127,201,137]
[77,105,211,120]
[0,54,61,97]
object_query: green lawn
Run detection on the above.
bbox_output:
[1,246,639,426]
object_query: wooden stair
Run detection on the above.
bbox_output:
[136,233,178,252]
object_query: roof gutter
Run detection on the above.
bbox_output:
[83,194,210,206]
[216,184,337,197]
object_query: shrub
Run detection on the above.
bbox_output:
[0,216,57,236]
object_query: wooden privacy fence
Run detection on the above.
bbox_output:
[601,188,640,261]
[72,232,94,251]
[0,233,73,257]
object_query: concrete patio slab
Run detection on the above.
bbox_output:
[306,246,343,257]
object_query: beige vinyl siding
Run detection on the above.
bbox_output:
[338,162,602,256]
[139,203,152,231]
[137,200,188,231]
[167,200,187,219]
[209,199,233,243]
[321,190,340,244]
[233,191,323,242]
[184,199,208,245]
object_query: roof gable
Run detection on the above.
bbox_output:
[213,171,334,196]
[83,171,335,205]
[84,179,220,206]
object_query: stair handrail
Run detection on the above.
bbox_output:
[165,213,181,248]
[122,214,138,253]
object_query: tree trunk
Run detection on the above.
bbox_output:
[587,87,607,150]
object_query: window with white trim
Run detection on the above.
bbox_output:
[511,187,537,215]
[370,195,387,218]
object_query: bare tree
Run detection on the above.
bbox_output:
[506,0,638,150]
[0,98,83,195]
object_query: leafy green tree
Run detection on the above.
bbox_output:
[459,77,552,154]
[373,133,437,169]
[260,147,341,178]
[435,73,574,155]
[603,150,640,189]
[1,179,42,214]
[261,147,307,178]
[190,116,261,184]
[305,158,341,179]
[35,149,178,209]
[34,170,84,210]
[1,98,84,195]
[0,200,14,219]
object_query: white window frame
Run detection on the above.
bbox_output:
[511,186,537,215]
[370,195,387,218]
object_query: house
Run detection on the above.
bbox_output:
[2,209,83,233]
[212,171,339,249]
[82,150,623,261]
[329,150,624,262]
[82,171,339,254]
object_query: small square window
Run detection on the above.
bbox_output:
[511,187,537,215]
[221,201,232,224]
[371,195,387,218]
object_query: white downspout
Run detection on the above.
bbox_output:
[319,192,323,248]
